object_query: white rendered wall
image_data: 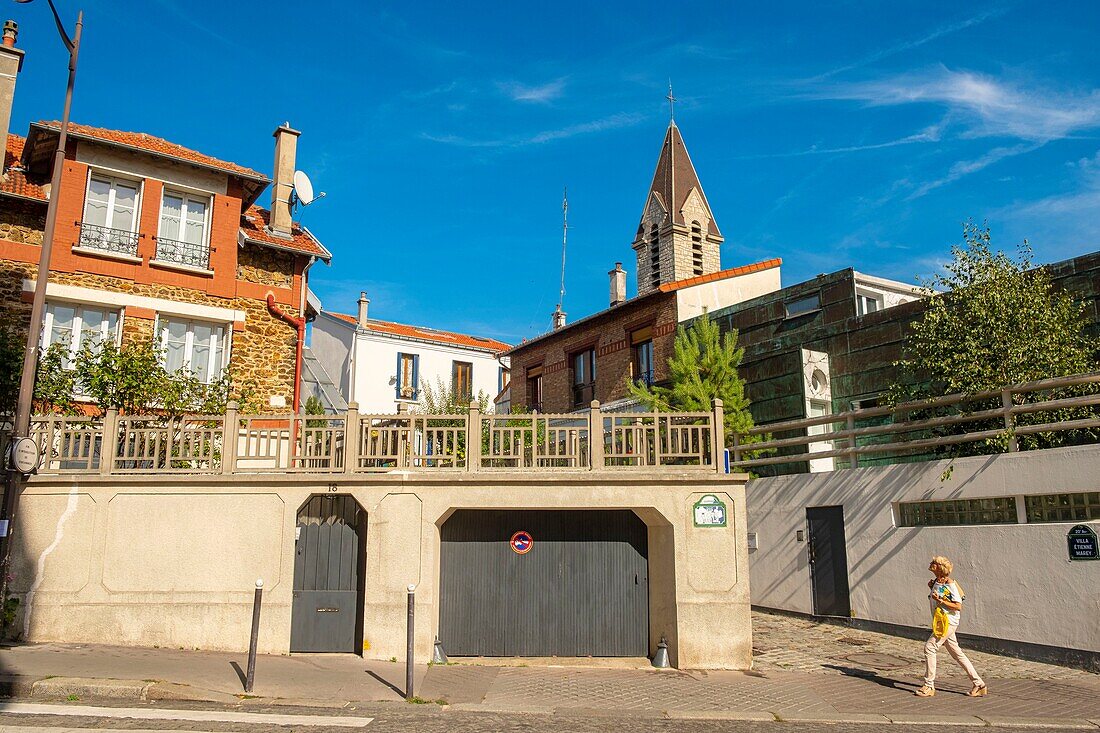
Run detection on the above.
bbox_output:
[351,332,506,414]
[675,267,782,322]
[746,444,1100,654]
[310,315,356,404]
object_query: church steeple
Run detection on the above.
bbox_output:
[631,120,723,295]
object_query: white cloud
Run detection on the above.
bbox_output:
[745,121,945,159]
[423,112,645,149]
[821,68,1100,142]
[816,8,1008,79]
[907,143,1040,199]
[497,78,567,104]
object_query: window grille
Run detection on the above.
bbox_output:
[898,497,1018,527]
[1024,492,1100,523]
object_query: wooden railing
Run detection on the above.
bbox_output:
[9,400,725,476]
[729,372,1100,471]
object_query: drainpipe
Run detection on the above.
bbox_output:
[267,293,304,413]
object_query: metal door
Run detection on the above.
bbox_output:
[439,509,649,657]
[806,505,851,617]
[291,495,366,652]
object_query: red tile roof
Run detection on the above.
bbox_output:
[327,312,512,353]
[33,121,269,180]
[1,134,46,201]
[239,205,332,261]
[658,258,782,293]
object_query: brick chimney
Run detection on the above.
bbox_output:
[609,262,626,307]
[357,291,370,328]
[0,20,25,171]
[269,122,300,238]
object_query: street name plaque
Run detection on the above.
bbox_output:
[1067,524,1098,561]
[693,495,727,528]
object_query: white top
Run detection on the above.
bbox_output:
[930,580,963,626]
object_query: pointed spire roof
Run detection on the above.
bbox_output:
[642,120,721,236]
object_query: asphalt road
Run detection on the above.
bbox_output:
[0,701,1095,733]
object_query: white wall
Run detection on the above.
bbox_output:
[310,314,355,404]
[675,267,782,322]
[746,444,1100,654]
[351,332,506,414]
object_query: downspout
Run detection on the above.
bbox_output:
[267,293,304,413]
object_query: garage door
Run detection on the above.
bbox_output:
[439,509,649,657]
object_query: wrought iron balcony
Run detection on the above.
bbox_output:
[155,236,211,270]
[77,222,139,258]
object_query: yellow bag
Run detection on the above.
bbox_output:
[932,606,951,639]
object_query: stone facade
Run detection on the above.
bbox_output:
[509,292,679,413]
[0,217,300,412]
[237,243,294,289]
[0,198,43,246]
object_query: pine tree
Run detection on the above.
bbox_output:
[627,312,758,440]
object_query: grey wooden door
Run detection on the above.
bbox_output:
[291,495,366,653]
[439,509,649,657]
[807,505,851,617]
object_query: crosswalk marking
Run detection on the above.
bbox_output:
[0,702,373,728]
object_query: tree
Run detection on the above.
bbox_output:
[893,222,1097,398]
[891,222,1099,455]
[0,328,77,417]
[419,376,490,414]
[627,312,759,441]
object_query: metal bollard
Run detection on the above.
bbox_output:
[245,578,263,693]
[405,584,415,701]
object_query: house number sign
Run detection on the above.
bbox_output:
[1067,524,1098,561]
[693,495,728,528]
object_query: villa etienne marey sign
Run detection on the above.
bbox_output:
[1067,524,1098,561]
[693,495,728,528]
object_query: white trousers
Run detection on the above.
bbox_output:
[924,627,984,688]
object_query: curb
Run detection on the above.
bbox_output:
[29,677,152,701]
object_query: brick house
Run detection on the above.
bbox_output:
[0,22,330,412]
[507,119,783,413]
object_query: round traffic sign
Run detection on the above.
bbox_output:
[510,530,533,555]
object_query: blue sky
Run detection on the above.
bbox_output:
[8,1,1100,344]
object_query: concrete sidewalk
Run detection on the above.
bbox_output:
[2,642,1099,727]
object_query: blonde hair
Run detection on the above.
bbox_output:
[930,556,953,576]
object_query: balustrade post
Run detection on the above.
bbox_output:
[1002,389,1018,452]
[343,402,360,474]
[589,400,604,470]
[712,398,725,473]
[467,401,481,472]
[221,401,238,475]
[99,407,119,476]
[396,402,410,469]
[731,431,742,465]
[846,414,857,469]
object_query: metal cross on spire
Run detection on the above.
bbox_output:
[667,81,676,121]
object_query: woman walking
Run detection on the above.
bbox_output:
[915,556,987,697]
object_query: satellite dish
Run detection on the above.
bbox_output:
[292,170,315,206]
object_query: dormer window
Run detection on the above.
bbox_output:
[157,190,211,270]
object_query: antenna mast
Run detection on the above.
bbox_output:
[558,187,568,311]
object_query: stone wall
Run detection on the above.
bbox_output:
[237,243,294,289]
[0,199,45,246]
[13,469,752,669]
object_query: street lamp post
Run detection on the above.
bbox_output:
[0,0,82,606]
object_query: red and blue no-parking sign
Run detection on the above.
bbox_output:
[510,530,534,555]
